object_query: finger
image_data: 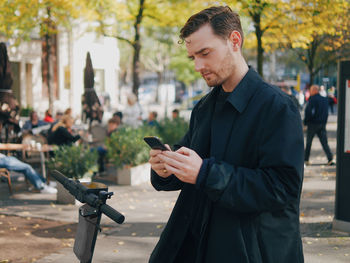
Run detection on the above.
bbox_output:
[158,154,184,170]
[163,163,187,179]
[150,149,162,157]
[151,162,167,171]
[149,155,162,164]
[176,147,192,156]
[161,150,189,163]
[164,144,172,151]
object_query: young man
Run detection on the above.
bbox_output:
[304,84,334,165]
[0,153,57,194]
[148,6,304,263]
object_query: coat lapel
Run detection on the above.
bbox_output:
[190,88,218,159]
[210,103,237,161]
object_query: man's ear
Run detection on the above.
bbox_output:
[229,30,241,51]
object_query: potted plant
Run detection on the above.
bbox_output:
[157,117,189,147]
[105,125,158,185]
[48,144,98,204]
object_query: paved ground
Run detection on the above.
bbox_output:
[1,114,350,262]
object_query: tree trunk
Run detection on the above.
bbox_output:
[131,0,145,99]
[45,33,53,113]
[254,18,264,78]
[45,6,54,113]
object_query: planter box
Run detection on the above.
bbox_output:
[105,163,150,186]
[56,178,91,205]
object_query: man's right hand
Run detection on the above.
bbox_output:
[149,145,172,178]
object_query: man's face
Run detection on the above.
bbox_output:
[185,24,236,87]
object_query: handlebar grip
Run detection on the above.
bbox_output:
[100,204,125,224]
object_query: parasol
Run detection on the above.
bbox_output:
[0,42,20,141]
[81,52,103,125]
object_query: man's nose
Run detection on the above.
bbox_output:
[194,59,204,72]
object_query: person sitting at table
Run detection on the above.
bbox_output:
[47,115,81,146]
[43,109,54,123]
[97,116,121,173]
[0,153,57,194]
[22,111,46,133]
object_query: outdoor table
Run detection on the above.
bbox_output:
[0,143,53,180]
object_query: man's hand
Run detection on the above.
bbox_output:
[158,147,202,184]
[148,145,172,178]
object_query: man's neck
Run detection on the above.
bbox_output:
[222,63,249,92]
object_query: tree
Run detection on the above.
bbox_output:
[86,0,207,98]
[278,0,350,85]
[223,0,290,78]
[0,0,81,111]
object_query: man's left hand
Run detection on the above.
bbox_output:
[158,147,202,184]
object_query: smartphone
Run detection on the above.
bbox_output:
[143,136,168,151]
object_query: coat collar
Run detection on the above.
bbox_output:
[225,67,262,113]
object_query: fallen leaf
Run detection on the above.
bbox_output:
[117,241,124,245]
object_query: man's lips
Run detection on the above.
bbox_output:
[202,72,212,78]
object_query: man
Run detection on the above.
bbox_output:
[22,111,47,132]
[304,84,334,165]
[148,6,304,263]
[172,109,180,119]
[0,153,56,194]
[146,111,160,128]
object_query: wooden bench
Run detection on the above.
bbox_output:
[0,168,12,194]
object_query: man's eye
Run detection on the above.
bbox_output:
[202,52,209,56]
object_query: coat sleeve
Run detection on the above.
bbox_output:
[304,98,313,125]
[151,108,196,192]
[198,99,304,213]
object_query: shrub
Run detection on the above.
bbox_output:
[106,125,159,168]
[157,117,189,147]
[20,106,33,117]
[48,144,98,179]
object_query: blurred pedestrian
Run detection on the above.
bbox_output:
[22,110,46,133]
[327,86,337,114]
[147,111,159,127]
[123,93,143,128]
[47,115,80,146]
[172,109,180,119]
[148,6,304,263]
[304,84,334,165]
[43,109,54,123]
[0,153,56,194]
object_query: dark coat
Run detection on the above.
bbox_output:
[47,126,80,146]
[304,93,329,125]
[150,69,304,263]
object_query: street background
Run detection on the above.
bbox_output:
[1,114,350,263]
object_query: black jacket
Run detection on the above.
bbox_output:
[47,126,80,146]
[149,68,304,263]
[304,93,329,125]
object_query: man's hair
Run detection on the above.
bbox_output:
[108,116,121,126]
[179,6,244,46]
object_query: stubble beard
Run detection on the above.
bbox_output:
[203,50,235,88]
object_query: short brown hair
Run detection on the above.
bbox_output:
[180,6,244,46]
[108,116,121,126]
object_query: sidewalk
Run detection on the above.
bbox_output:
[1,114,349,262]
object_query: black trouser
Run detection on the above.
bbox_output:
[305,123,333,162]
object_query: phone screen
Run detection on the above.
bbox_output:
[143,136,168,151]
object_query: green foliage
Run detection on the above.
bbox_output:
[106,125,159,168]
[48,144,98,179]
[157,117,189,148]
[19,106,33,117]
[169,45,201,86]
